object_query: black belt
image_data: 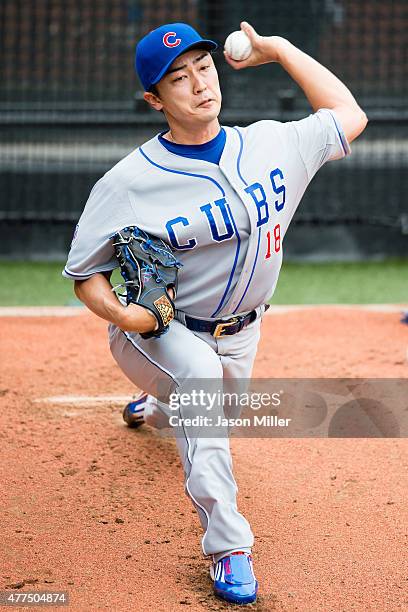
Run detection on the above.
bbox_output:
[184,305,269,338]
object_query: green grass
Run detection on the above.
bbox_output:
[271,260,408,305]
[0,262,78,306]
[0,260,406,307]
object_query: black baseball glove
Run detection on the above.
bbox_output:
[111,226,182,339]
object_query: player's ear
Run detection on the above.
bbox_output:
[143,91,163,112]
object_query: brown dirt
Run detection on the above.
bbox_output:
[0,308,407,611]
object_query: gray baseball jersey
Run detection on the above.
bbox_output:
[64,108,350,560]
[64,108,350,318]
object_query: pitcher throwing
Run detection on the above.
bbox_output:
[64,21,367,605]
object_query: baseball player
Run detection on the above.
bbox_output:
[63,21,367,605]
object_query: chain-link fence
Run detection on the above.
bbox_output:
[1,0,407,258]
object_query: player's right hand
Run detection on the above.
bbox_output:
[224,22,287,70]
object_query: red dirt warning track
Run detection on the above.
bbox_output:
[0,307,407,611]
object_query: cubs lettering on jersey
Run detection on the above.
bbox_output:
[64,108,350,318]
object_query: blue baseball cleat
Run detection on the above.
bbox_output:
[211,551,258,605]
[122,393,148,428]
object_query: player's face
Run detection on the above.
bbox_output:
[148,50,222,126]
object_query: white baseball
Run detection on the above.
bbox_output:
[224,30,252,61]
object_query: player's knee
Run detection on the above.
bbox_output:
[180,347,223,381]
[188,460,234,505]
[187,470,212,503]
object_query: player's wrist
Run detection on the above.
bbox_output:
[117,303,158,333]
[262,36,290,64]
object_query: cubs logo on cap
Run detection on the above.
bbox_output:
[163,32,181,48]
[135,22,218,92]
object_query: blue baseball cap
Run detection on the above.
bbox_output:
[135,23,218,92]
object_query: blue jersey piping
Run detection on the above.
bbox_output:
[230,126,262,315]
[231,127,248,187]
[232,227,261,314]
[139,145,243,318]
[211,202,241,317]
[326,110,349,157]
[139,147,226,196]
[210,127,247,316]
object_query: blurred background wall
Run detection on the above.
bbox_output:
[1,0,407,260]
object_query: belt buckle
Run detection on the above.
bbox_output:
[213,317,239,338]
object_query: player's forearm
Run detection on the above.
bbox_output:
[74,274,123,323]
[272,38,359,114]
[272,37,367,141]
[74,274,157,333]
[225,23,367,143]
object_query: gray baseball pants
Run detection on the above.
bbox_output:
[108,308,263,562]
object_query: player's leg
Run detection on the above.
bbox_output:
[217,314,263,419]
[108,322,177,429]
[188,314,263,422]
[108,320,254,558]
[186,315,263,604]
